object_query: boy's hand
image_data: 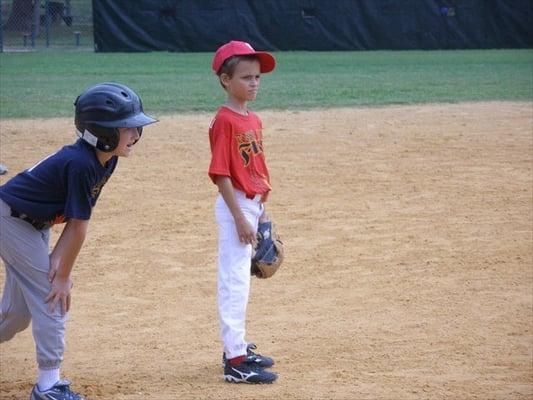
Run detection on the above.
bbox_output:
[46,218,88,315]
[45,276,73,315]
[235,216,257,245]
[48,256,60,282]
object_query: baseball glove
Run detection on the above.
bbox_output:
[251,221,284,279]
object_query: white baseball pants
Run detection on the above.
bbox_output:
[215,190,263,360]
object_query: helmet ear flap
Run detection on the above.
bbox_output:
[85,124,120,152]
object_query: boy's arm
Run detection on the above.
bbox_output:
[45,218,89,315]
[216,176,257,245]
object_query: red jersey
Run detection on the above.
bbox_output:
[208,106,271,199]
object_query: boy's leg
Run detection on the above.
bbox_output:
[215,193,262,360]
[26,253,68,371]
[0,199,32,341]
[0,199,67,371]
[0,263,31,342]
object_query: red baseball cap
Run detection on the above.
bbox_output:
[212,40,276,74]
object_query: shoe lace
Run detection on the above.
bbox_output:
[222,343,263,364]
[55,382,82,399]
[247,343,262,358]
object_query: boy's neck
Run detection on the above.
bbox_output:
[224,98,248,116]
[95,149,114,166]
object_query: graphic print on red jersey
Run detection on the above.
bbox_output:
[236,130,263,166]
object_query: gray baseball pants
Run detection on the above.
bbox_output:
[0,199,67,369]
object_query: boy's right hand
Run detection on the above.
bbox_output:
[45,275,73,315]
[235,216,257,245]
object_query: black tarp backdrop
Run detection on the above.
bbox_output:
[93,0,533,52]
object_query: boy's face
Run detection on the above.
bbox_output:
[223,59,261,103]
[114,127,141,157]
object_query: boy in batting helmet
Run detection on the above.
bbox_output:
[208,40,278,384]
[0,82,157,399]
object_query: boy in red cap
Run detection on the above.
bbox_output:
[208,40,278,384]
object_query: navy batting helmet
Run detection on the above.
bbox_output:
[74,82,157,152]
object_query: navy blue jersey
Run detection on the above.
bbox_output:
[0,139,117,223]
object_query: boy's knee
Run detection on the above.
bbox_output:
[0,312,31,342]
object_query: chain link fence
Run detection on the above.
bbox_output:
[1,0,93,51]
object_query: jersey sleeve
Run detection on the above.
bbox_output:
[208,116,232,183]
[63,160,94,220]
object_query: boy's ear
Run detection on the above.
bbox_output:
[220,73,231,88]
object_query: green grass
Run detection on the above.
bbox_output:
[0,49,532,119]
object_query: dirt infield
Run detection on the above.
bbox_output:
[0,102,532,399]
